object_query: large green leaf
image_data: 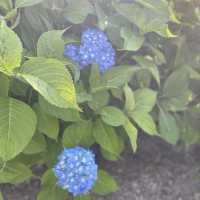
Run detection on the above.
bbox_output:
[92,170,118,195]
[134,88,157,112]
[0,0,12,11]
[123,118,138,152]
[18,57,78,109]
[113,0,172,37]
[0,73,9,97]
[64,0,93,24]
[0,97,37,161]
[93,120,122,156]
[158,109,180,145]
[23,133,46,154]
[39,96,81,122]
[0,21,22,75]
[62,121,95,148]
[0,161,33,184]
[133,56,160,86]
[123,84,135,112]
[130,110,157,135]
[163,68,189,98]
[15,0,43,8]
[120,26,144,51]
[100,106,126,127]
[37,169,68,200]
[33,103,59,140]
[91,66,138,93]
[37,30,65,60]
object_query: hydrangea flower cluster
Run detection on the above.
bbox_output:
[64,28,116,73]
[53,147,98,196]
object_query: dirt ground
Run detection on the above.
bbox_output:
[1,134,200,200]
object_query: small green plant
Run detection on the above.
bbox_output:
[0,0,200,199]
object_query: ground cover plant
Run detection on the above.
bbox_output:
[0,0,200,199]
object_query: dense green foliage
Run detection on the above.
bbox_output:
[0,0,200,199]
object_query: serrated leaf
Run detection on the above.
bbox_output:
[23,133,46,154]
[123,118,138,152]
[64,0,93,24]
[134,88,157,112]
[0,73,9,97]
[133,56,160,86]
[62,121,95,148]
[93,120,122,156]
[113,0,171,37]
[92,170,118,195]
[0,191,3,200]
[18,57,78,109]
[91,66,138,93]
[74,195,91,200]
[39,96,81,122]
[123,84,135,112]
[0,161,32,184]
[33,103,59,140]
[130,110,157,135]
[37,169,68,200]
[0,21,22,75]
[37,30,65,60]
[158,109,180,145]
[163,68,189,98]
[0,0,12,11]
[0,96,37,161]
[88,91,110,111]
[120,26,144,51]
[100,106,126,127]
[15,0,43,8]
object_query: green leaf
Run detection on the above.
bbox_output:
[0,96,37,161]
[44,139,62,167]
[88,91,110,111]
[130,111,157,135]
[93,120,121,156]
[23,133,46,154]
[0,191,3,200]
[39,96,81,122]
[91,66,138,93]
[133,56,160,86]
[37,169,68,200]
[74,195,91,200]
[113,0,171,37]
[33,103,59,140]
[120,26,144,51]
[163,68,189,98]
[93,170,118,195]
[100,106,126,127]
[62,121,95,148]
[134,88,157,112]
[15,0,43,8]
[0,161,32,184]
[101,137,124,161]
[0,73,9,96]
[37,30,65,60]
[158,109,180,145]
[123,84,135,112]
[64,0,93,24]
[0,21,23,75]
[18,57,78,109]
[0,0,12,12]
[123,118,138,152]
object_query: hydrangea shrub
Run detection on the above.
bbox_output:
[0,0,200,199]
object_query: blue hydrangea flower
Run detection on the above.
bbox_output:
[64,44,80,63]
[53,147,98,196]
[64,28,116,73]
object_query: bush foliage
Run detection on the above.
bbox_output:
[0,0,200,199]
